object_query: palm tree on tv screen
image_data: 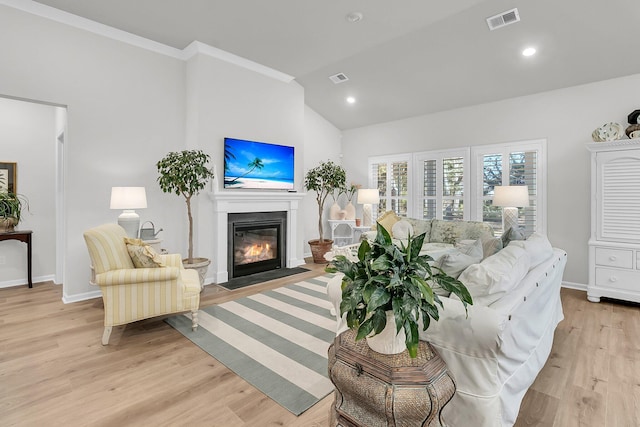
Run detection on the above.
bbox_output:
[230,157,264,183]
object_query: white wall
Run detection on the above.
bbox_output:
[302,106,343,255]
[0,97,56,286]
[0,6,186,300]
[342,73,640,286]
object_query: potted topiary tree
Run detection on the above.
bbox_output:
[326,225,473,358]
[156,149,215,288]
[304,160,346,263]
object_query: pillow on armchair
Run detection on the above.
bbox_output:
[124,237,165,268]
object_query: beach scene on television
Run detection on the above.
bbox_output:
[224,138,295,190]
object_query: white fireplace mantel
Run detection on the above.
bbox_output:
[208,190,307,283]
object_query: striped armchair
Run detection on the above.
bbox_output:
[83,223,200,345]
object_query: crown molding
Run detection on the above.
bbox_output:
[1,0,295,83]
[181,41,294,83]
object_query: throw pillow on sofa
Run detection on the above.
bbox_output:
[501,226,525,247]
[124,237,165,268]
[458,244,530,306]
[392,219,414,240]
[432,239,483,296]
[509,232,553,269]
[375,210,400,233]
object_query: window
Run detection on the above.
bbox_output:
[414,149,469,220]
[369,154,411,219]
[472,140,545,236]
[368,140,546,235]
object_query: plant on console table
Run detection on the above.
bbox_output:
[0,192,29,233]
[326,226,473,358]
[304,160,346,263]
[156,149,214,288]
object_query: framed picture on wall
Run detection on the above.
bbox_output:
[0,162,17,193]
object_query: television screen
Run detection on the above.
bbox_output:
[224,137,295,190]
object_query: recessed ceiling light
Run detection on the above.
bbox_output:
[346,97,356,104]
[522,47,536,57]
[346,12,363,23]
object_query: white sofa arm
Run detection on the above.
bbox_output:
[419,298,508,359]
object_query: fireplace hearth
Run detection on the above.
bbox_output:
[228,211,287,279]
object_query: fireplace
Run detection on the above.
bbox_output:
[227,211,287,279]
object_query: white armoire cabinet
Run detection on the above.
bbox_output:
[587,139,640,303]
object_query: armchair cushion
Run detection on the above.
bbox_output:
[95,267,180,286]
[124,237,165,268]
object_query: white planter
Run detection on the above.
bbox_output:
[344,201,356,220]
[365,311,407,355]
[329,201,342,220]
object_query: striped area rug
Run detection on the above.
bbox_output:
[165,274,337,416]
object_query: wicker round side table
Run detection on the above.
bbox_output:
[328,329,456,427]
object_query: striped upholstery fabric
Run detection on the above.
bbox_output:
[83,224,200,340]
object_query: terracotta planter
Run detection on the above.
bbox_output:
[182,257,210,291]
[308,239,334,264]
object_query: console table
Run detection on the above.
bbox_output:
[328,220,371,246]
[0,230,33,288]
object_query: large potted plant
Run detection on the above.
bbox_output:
[304,160,346,263]
[156,150,215,287]
[0,192,28,232]
[326,225,473,358]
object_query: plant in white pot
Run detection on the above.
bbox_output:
[156,149,214,288]
[304,160,346,263]
[326,226,473,358]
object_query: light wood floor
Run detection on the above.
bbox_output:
[1,264,638,427]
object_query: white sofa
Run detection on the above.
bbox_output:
[327,232,567,427]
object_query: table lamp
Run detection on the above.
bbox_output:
[110,187,147,238]
[493,185,529,232]
[357,188,380,227]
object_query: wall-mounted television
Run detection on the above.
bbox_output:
[224,137,295,190]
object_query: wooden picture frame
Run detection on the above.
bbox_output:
[0,162,17,193]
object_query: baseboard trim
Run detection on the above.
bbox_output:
[62,289,102,304]
[561,281,587,291]
[0,274,56,289]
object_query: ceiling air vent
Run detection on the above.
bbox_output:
[329,73,349,84]
[486,8,520,31]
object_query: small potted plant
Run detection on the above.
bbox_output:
[326,225,473,358]
[304,160,346,263]
[0,192,28,232]
[157,149,215,287]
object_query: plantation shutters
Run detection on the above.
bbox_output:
[414,149,469,220]
[369,154,411,219]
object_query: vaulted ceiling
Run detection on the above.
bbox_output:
[33,0,640,130]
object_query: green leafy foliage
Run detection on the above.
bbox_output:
[326,225,473,358]
[304,160,346,243]
[0,192,28,223]
[156,150,214,263]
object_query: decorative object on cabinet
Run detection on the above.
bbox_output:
[357,188,380,227]
[0,162,16,193]
[587,139,640,303]
[110,187,147,238]
[628,109,640,125]
[157,150,215,287]
[591,122,624,142]
[493,185,529,232]
[342,183,360,220]
[304,160,347,263]
[625,123,640,139]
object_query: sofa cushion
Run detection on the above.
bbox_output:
[458,244,530,306]
[392,219,414,240]
[403,217,432,241]
[481,236,503,259]
[430,219,494,245]
[509,232,553,269]
[435,239,483,280]
[124,237,165,268]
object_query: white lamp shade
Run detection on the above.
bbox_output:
[357,188,380,204]
[493,185,529,207]
[110,187,147,209]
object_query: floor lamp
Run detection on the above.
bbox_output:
[110,187,147,238]
[493,185,529,232]
[358,188,380,227]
